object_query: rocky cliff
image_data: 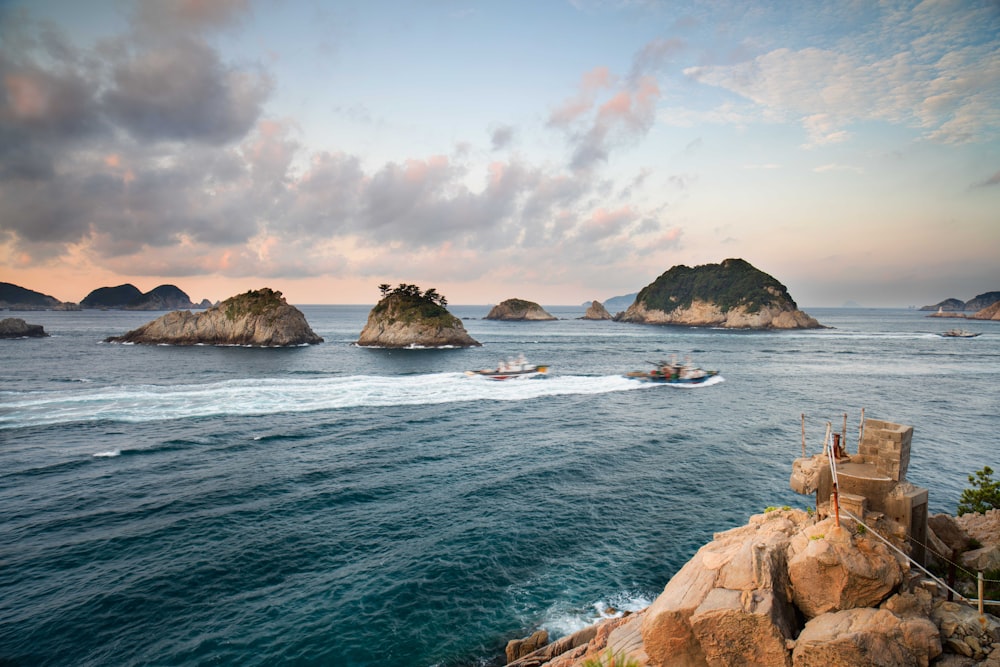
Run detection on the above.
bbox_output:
[614,259,822,330]
[970,301,1000,321]
[505,508,1000,667]
[357,291,480,348]
[104,288,323,346]
[485,298,556,321]
[581,301,612,320]
[0,317,48,338]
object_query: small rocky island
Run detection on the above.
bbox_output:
[0,317,49,338]
[104,288,322,346]
[614,258,822,329]
[485,298,556,321]
[581,301,612,320]
[356,284,480,348]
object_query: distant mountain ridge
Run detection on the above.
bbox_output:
[80,284,210,310]
[0,282,78,311]
[920,292,1000,312]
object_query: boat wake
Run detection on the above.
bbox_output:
[0,373,650,429]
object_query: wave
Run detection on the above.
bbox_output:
[0,373,649,429]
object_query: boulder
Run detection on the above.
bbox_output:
[104,288,323,347]
[0,317,48,338]
[485,299,556,321]
[928,514,973,553]
[581,301,612,320]
[791,607,941,667]
[507,630,548,663]
[955,509,1000,546]
[357,290,479,348]
[641,509,809,666]
[787,521,902,618]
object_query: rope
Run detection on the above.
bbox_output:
[903,532,1000,584]
[843,510,1000,606]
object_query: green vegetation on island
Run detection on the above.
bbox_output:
[372,283,453,325]
[635,258,796,315]
[223,288,287,323]
[958,466,1000,516]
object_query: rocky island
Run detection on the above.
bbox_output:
[0,317,49,338]
[485,298,557,321]
[356,284,480,348]
[581,301,612,320]
[104,288,322,346]
[614,259,822,329]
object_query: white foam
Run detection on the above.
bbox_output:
[93,449,121,457]
[541,590,654,637]
[0,372,650,429]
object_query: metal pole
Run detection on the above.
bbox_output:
[801,413,806,457]
[980,572,985,615]
[858,407,866,453]
[842,413,848,454]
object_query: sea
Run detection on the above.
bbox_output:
[1,305,997,666]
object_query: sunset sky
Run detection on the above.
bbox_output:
[1,0,998,307]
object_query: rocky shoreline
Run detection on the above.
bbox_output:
[503,508,1000,667]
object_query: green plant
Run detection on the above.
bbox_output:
[806,506,815,516]
[582,649,641,667]
[856,523,867,535]
[764,506,778,513]
[957,466,1000,516]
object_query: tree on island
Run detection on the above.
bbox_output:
[379,283,448,308]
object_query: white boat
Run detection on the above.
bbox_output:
[465,354,549,380]
[940,329,980,338]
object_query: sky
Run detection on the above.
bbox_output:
[1,0,998,307]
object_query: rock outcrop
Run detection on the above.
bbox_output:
[104,288,322,346]
[0,317,49,338]
[614,259,822,330]
[501,508,1000,667]
[581,301,612,320]
[970,302,1000,321]
[357,290,479,348]
[485,299,557,321]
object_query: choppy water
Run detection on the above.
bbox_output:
[1,306,997,666]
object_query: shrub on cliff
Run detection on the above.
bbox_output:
[958,466,1000,516]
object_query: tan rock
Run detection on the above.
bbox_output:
[690,588,793,666]
[104,288,323,347]
[787,519,902,618]
[506,630,548,663]
[791,608,941,667]
[928,514,973,553]
[582,300,612,320]
[485,298,556,321]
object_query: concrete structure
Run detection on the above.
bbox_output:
[790,418,929,565]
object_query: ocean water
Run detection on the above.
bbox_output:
[1,305,997,666]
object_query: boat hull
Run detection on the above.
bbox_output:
[625,370,718,384]
[465,366,549,380]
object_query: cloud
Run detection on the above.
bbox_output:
[103,37,272,144]
[490,124,514,150]
[683,2,1000,146]
[972,170,1000,189]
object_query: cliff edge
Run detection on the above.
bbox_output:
[357,286,480,348]
[104,288,322,346]
[485,298,557,321]
[614,259,822,329]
